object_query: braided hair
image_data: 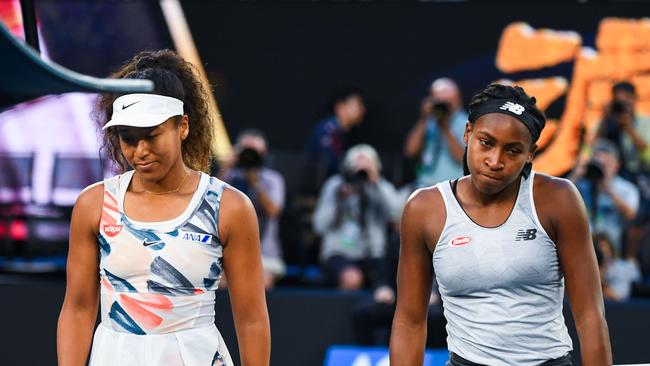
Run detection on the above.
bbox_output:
[463,83,545,176]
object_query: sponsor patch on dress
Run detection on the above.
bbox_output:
[179,230,212,244]
[103,224,123,237]
[449,236,471,247]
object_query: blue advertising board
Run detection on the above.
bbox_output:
[324,346,449,366]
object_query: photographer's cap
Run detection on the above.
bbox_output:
[592,139,620,160]
[103,93,184,130]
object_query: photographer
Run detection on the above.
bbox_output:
[224,129,286,288]
[305,87,366,178]
[404,78,467,188]
[598,81,650,176]
[570,139,640,252]
[312,144,401,290]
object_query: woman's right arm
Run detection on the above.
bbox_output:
[57,183,103,366]
[390,188,443,365]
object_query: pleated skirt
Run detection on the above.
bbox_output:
[88,322,233,366]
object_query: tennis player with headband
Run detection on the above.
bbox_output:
[390,84,611,365]
[57,50,270,366]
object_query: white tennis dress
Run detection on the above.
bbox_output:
[88,170,233,366]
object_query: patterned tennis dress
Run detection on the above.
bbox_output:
[88,170,233,366]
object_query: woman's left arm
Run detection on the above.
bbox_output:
[220,188,271,366]
[551,178,612,365]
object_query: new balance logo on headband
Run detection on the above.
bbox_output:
[500,102,525,115]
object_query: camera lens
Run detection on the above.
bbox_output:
[433,102,450,116]
[585,161,604,182]
[611,101,626,115]
[355,169,369,182]
[237,148,263,169]
[343,168,369,184]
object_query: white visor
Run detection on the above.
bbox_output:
[103,93,184,130]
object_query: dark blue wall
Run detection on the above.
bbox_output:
[182,2,646,155]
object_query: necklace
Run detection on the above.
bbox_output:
[139,169,190,195]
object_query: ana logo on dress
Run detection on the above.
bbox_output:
[180,230,212,244]
[103,224,123,237]
[449,236,471,247]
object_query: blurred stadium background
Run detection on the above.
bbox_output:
[1,1,650,365]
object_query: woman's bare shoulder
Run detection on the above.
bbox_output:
[403,185,447,250]
[217,185,257,245]
[533,172,580,205]
[75,182,104,212]
[220,185,254,214]
[71,182,105,235]
[533,172,585,230]
[406,185,445,212]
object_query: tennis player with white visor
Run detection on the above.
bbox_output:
[57,49,270,366]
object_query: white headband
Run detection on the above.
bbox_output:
[103,93,184,130]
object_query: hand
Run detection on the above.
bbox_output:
[419,96,434,119]
[570,158,589,182]
[338,183,356,198]
[612,104,634,130]
[614,113,634,130]
[264,271,276,289]
[245,168,261,188]
[436,113,450,130]
[429,291,440,305]
[593,154,617,185]
[374,285,396,305]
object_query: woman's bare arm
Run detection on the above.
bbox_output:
[57,184,103,366]
[220,188,271,366]
[390,188,444,365]
[542,177,612,365]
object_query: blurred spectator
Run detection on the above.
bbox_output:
[351,231,446,347]
[594,232,641,301]
[598,82,650,276]
[305,87,366,177]
[224,129,286,288]
[312,144,400,290]
[598,81,650,177]
[404,78,467,188]
[570,139,640,252]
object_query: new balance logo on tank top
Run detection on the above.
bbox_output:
[434,171,572,365]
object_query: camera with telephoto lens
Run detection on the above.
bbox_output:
[343,168,369,184]
[584,160,605,183]
[610,100,627,115]
[432,101,451,120]
[237,148,264,169]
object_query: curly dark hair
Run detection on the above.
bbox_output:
[95,49,214,173]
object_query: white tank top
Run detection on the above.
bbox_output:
[434,171,573,365]
[98,170,227,335]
